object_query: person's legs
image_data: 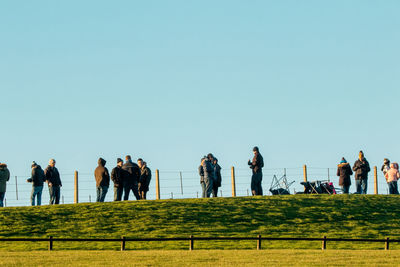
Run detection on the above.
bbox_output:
[132,183,140,200]
[96,187,101,202]
[100,186,108,202]
[54,187,60,204]
[251,175,257,196]
[36,186,43,206]
[394,181,399,194]
[212,184,218,197]
[31,186,36,206]
[123,185,130,200]
[355,180,362,194]
[341,185,349,194]
[0,192,5,207]
[205,177,213,198]
[361,179,368,194]
[257,177,263,196]
[49,186,55,204]
[201,182,206,198]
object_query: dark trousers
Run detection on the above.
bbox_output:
[251,172,263,196]
[139,191,147,200]
[388,181,399,194]
[0,192,5,207]
[96,186,108,202]
[114,186,124,201]
[212,184,219,197]
[355,179,368,194]
[49,186,60,205]
[123,183,140,200]
[341,185,350,194]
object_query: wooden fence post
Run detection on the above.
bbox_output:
[121,236,126,251]
[385,237,390,250]
[189,235,194,251]
[49,236,53,251]
[231,166,236,197]
[374,166,378,195]
[156,169,160,200]
[303,165,308,183]
[74,171,79,204]
[322,236,327,250]
[257,235,262,250]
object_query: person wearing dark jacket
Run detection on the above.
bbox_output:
[94,158,110,202]
[212,158,222,197]
[138,159,152,200]
[0,163,10,207]
[28,161,45,206]
[111,158,125,201]
[336,158,353,194]
[44,159,62,205]
[248,147,264,196]
[352,151,370,194]
[201,154,215,198]
[122,155,141,200]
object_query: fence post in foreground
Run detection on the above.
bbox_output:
[49,236,53,251]
[121,236,126,251]
[156,169,160,200]
[257,235,262,250]
[231,166,236,197]
[374,166,378,195]
[322,236,327,250]
[189,235,194,251]
[74,171,79,204]
[385,237,390,250]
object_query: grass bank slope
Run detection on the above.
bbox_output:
[0,195,399,250]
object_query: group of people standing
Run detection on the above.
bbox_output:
[198,153,222,198]
[95,155,152,202]
[336,150,400,195]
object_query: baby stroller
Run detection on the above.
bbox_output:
[298,180,337,194]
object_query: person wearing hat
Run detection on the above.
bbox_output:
[381,158,391,177]
[212,158,222,197]
[94,158,110,202]
[336,158,353,194]
[122,155,141,200]
[28,161,45,206]
[44,159,62,205]
[248,146,264,196]
[0,162,10,207]
[111,158,125,201]
[352,151,371,194]
[138,159,151,200]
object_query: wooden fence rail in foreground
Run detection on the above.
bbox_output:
[0,236,398,251]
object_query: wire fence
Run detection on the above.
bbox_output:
[2,166,390,207]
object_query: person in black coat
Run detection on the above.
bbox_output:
[122,155,141,200]
[138,159,152,200]
[212,158,222,197]
[248,147,264,196]
[336,158,353,194]
[94,158,110,202]
[352,151,370,194]
[44,159,62,205]
[111,158,125,201]
[28,161,45,206]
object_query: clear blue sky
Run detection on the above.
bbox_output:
[1,1,399,192]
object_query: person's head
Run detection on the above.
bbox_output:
[125,155,132,162]
[214,158,218,164]
[31,161,37,168]
[49,159,56,167]
[253,146,259,155]
[143,161,147,167]
[117,158,123,167]
[98,158,106,167]
[340,157,347,164]
[358,151,364,160]
[384,158,390,165]
[207,153,214,161]
[137,158,143,168]
[393,162,399,170]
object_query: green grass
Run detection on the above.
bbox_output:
[2,250,400,266]
[0,195,400,250]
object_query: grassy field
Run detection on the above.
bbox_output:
[0,195,400,250]
[1,250,400,266]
